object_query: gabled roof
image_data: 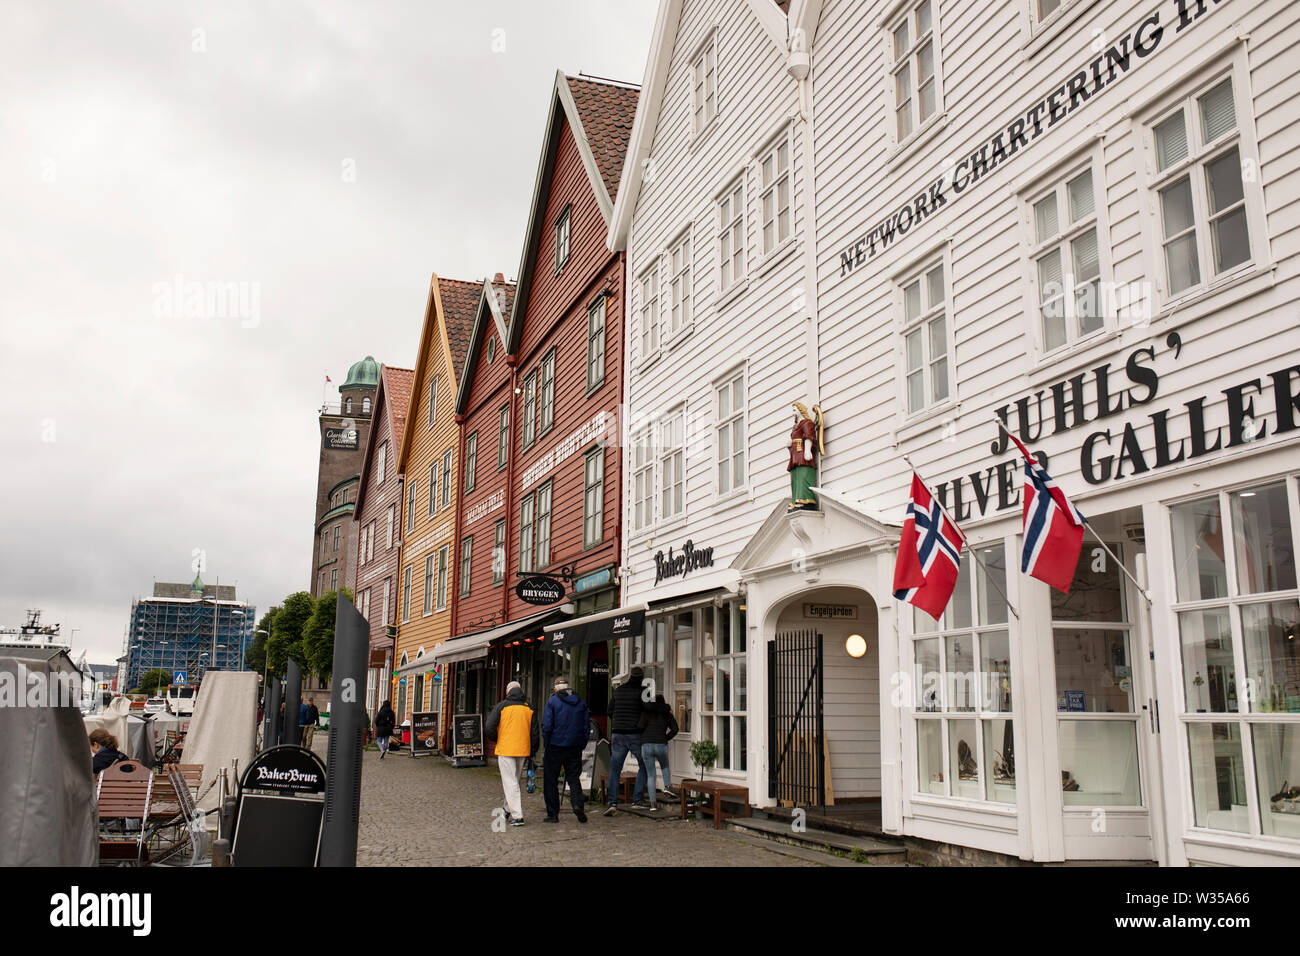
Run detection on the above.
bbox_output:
[396,273,480,475]
[454,276,516,416]
[505,71,638,355]
[354,364,414,517]
[608,0,817,251]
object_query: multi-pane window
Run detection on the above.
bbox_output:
[660,409,685,521]
[460,536,472,598]
[401,565,412,623]
[1036,0,1063,22]
[362,396,371,415]
[330,568,338,591]
[320,531,327,559]
[377,441,387,483]
[465,432,478,493]
[584,447,605,549]
[587,298,606,391]
[427,376,437,428]
[555,205,571,272]
[890,0,938,142]
[901,261,950,414]
[382,578,390,628]
[518,484,551,573]
[1152,76,1251,297]
[692,32,717,135]
[497,404,510,470]
[639,264,660,359]
[428,462,439,517]
[519,495,536,574]
[441,450,452,510]
[668,235,691,336]
[1032,166,1102,352]
[760,138,791,254]
[1173,479,1300,838]
[522,369,538,449]
[423,554,435,616]
[540,350,555,435]
[493,519,506,585]
[699,601,748,771]
[716,371,745,495]
[719,181,745,292]
[535,482,553,570]
[365,522,374,562]
[633,425,655,531]
[386,505,395,550]
[436,546,449,611]
[913,543,1013,803]
[333,525,340,552]
[407,481,417,533]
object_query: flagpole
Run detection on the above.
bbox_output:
[901,454,1020,621]
[990,416,1152,605]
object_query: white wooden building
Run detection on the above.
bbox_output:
[610,0,1300,866]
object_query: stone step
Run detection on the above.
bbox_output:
[726,815,908,864]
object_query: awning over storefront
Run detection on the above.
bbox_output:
[542,602,648,650]
[433,607,570,664]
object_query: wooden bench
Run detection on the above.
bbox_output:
[679,780,751,829]
[598,772,640,805]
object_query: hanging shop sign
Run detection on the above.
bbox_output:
[410,712,439,757]
[653,540,714,586]
[516,576,566,606]
[324,427,359,450]
[453,713,484,759]
[549,609,645,651]
[573,566,614,594]
[837,0,1230,279]
[803,603,858,620]
[936,333,1300,520]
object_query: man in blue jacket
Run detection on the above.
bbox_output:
[540,676,589,824]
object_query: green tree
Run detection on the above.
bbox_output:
[139,668,171,696]
[267,591,314,675]
[247,606,279,677]
[303,587,353,682]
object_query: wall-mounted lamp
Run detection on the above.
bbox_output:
[845,634,867,659]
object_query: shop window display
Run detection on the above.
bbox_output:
[912,542,1014,803]
[1172,478,1300,840]
[700,601,747,772]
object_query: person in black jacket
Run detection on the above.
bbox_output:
[603,667,653,815]
[637,694,679,810]
[374,700,396,759]
[89,729,127,775]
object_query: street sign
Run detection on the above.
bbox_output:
[173,671,187,685]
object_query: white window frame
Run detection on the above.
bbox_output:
[436,545,449,612]
[493,519,506,586]
[423,554,435,617]
[718,178,746,295]
[540,349,555,435]
[407,480,417,533]
[1022,151,1112,358]
[401,565,412,623]
[587,296,606,392]
[659,407,685,523]
[382,578,391,628]
[896,251,954,420]
[441,449,453,510]
[632,422,655,533]
[465,432,478,493]
[460,535,473,598]
[668,229,692,339]
[428,462,438,518]
[583,446,605,549]
[377,441,387,484]
[497,403,510,470]
[535,481,553,570]
[638,259,661,361]
[555,205,571,273]
[715,366,747,497]
[1141,66,1264,309]
[758,132,792,258]
[690,29,718,138]
[886,0,944,147]
[386,504,395,550]
[519,494,536,574]
[427,376,438,429]
[522,369,538,450]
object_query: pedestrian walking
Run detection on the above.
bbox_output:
[303,699,319,749]
[637,694,679,810]
[540,676,589,823]
[298,699,312,748]
[604,666,652,815]
[374,700,396,759]
[485,681,538,827]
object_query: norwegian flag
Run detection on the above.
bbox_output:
[1006,431,1086,593]
[893,473,965,621]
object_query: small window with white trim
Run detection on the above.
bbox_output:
[899,259,951,416]
[719,179,745,292]
[660,408,685,522]
[759,136,791,255]
[691,31,718,136]
[638,261,661,360]
[632,424,655,532]
[716,369,746,496]
[668,232,692,337]
[889,0,941,144]
[1029,163,1104,353]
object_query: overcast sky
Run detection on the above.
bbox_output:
[0,0,657,665]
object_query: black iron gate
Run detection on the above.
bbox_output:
[768,628,824,807]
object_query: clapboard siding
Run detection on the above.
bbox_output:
[814,0,1300,526]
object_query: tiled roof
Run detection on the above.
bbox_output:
[565,75,640,205]
[382,366,415,449]
[436,277,482,375]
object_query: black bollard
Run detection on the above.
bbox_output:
[319,593,368,867]
[284,659,303,747]
[266,678,282,748]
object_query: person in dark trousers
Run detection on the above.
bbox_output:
[89,729,128,774]
[374,700,396,758]
[303,699,320,749]
[604,667,652,814]
[637,694,679,810]
[540,676,589,823]
[485,681,539,826]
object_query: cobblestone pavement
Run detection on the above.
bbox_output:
[322,736,815,867]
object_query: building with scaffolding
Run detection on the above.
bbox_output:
[121,575,255,691]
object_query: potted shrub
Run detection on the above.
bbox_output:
[690,739,719,782]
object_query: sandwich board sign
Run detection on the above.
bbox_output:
[410,712,439,757]
[232,745,327,866]
[452,713,485,768]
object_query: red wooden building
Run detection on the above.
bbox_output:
[439,72,638,730]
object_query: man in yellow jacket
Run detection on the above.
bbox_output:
[485,681,539,827]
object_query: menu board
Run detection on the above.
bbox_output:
[453,713,483,758]
[411,712,439,757]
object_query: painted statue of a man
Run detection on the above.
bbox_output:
[788,403,825,510]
